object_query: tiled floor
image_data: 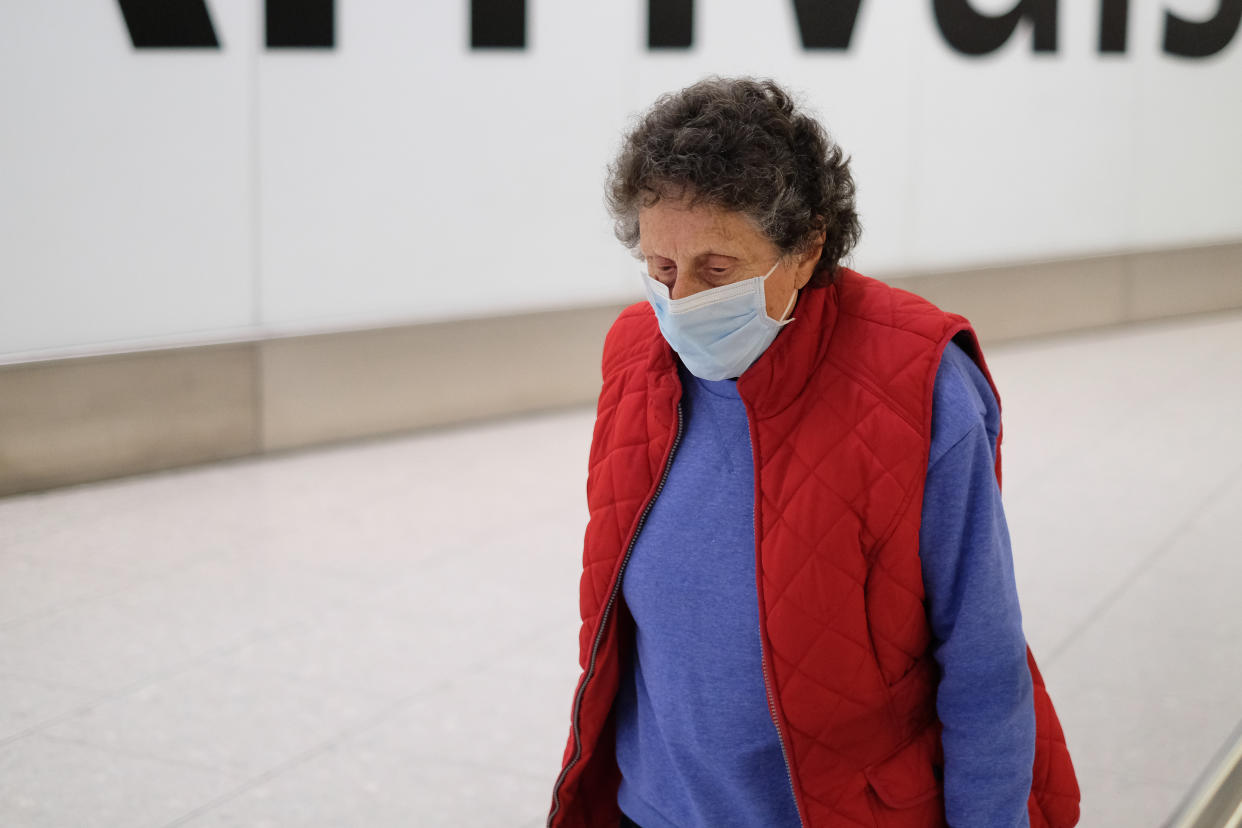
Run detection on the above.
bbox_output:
[2,310,1242,828]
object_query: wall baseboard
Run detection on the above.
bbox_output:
[3,241,1239,498]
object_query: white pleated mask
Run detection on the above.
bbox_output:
[641,261,797,381]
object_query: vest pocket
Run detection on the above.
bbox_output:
[863,724,944,811]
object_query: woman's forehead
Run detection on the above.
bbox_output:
[637,200,767,258]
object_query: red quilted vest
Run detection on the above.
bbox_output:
[548,269,1080,828]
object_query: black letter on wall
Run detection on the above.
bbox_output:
[933,0,1058,55]
[650,0,693,48]
[792,0,864,49]
[472,0,527,48]
[117,0,219,48]
[1099,0,1128,52]
[1164,0,1242,57]
[267,0,335,48]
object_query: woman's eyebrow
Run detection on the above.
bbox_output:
[640,248,742,262]
[695,252,742,265]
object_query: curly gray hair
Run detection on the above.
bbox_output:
[606,76,861,288]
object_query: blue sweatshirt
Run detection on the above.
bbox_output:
[614,341,1035,827]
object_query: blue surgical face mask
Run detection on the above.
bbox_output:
[641,260,797,381]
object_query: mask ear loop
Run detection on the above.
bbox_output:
[761,260,798,324]
[777,286,798,324]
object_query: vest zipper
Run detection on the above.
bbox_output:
[547,402,684,827]
[760,626,805,827]
[748,410,807,828]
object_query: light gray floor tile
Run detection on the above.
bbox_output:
[191,407,593,589]
[1057,685,1242,795]
[1178,465,1242,552]
[1000,315,1242,657]
[0,594,195,694]
[219,532,581,702]
[343,629,582,781]
[1050,599,1242,709]
[0,553,135,628]
[0,674,98,743]
[0,466,266,575]
[0,734,237,828]
[218,602,474,703]
[0,517,250,582]
[1045,466,1242,705]
[0,474,156,551]
[988,311,1242,498]
[43,656,387,778]
[1073,764,1186,828]
[0,553,371,692]
[173,746,548,828]
[1046,574,1242,712]
[1039,464,1242,820]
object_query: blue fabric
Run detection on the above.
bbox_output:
[614,340,1034,827]
[922,342,1034,828]
[614,359,799,828]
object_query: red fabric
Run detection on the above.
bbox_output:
[548,270,1080,827]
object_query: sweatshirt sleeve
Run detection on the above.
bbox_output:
[919,341,1035,828]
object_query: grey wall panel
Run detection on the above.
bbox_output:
[0,345,259,497]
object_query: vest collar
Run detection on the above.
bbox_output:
[737,277,841,417]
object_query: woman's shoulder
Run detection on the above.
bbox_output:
[929,341,1001,466]
[832,269,970,350]
[600,302,661,378]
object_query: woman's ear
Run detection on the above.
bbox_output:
[795,231,827,288]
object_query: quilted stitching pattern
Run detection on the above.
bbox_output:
[550,272,1080,828]
[747,281,948,824]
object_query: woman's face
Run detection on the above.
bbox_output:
[638,197,822,321]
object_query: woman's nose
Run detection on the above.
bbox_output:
[668,270,701,301]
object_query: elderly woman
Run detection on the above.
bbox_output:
[548,78,1079,828]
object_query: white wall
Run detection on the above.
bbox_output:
[2,0,1240,361]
